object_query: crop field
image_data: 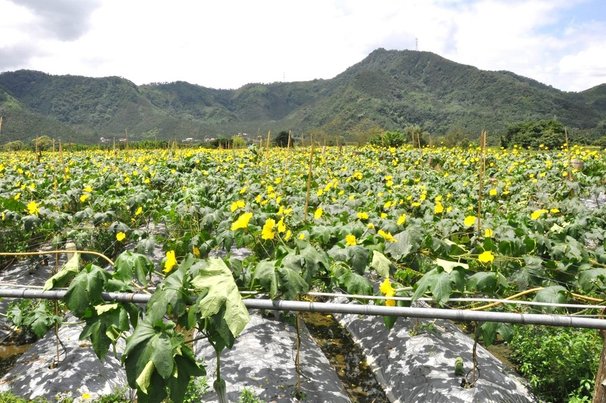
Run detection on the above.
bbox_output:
[1,143,606,401]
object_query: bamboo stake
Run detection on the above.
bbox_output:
[304,135,315,219]
[477,131,487,235]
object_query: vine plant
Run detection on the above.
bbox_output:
[43,251,249,403]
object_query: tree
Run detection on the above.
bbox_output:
[404,125,430,147]
[273,131,291,147]
[232,135,247,149]
[370,130,406,147]
[501,119,566,149]
[32,135,53,151]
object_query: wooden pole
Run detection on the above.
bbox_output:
[304,135,315,219]
[477,131,487,235]
[593,330,606,403]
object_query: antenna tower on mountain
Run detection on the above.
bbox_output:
[415,37,419,51]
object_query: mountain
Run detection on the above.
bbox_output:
[0,49,604,144]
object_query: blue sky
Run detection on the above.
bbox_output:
[1,0,605,91]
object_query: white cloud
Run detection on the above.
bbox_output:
[1,0,605,91]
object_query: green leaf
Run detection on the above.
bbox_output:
[147,267,188,323]
[64,264,107,316]
[43,252,81,290]
[435,258,468,273]
[0,196,26,212]
[412,268,453,305]
[371,251,391,277]
[348,246,370,274]
[114,251,154,285]
[479,322,513,346]
[578,268,606,293]
[431,271,452,305]
[136,361,155,394]
[81,305,130,359]
[191,258,249,338]
[150,334,174,379]
[412,269,439,302]
[124,317,156,358]
[468,272,498,293]
[337,269,373,295]
[167,353,205,403]
[383,315,397,330]
[533,285,568,313]
[253,260,279,298]
[385,231,413,260]
[27,302,56,338]
[277,266,309,299]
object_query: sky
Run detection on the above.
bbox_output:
[1,0,605,92]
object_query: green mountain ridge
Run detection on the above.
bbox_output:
[0,48,604,144]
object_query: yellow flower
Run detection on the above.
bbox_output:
[277,217,286,233]
[550,208,560,214]
[192,246,200,257]
[489,188,498,196]
[356,212,369,220]
[380,212,388,219]
[116,232,126,242]
[14,192,21,201]
[379,277,396,307]
[81,392,91,400]
[345,234,357,246]
[478,251,495,264]
[298,233,306,240]
[230,199,246,212]
[367,223,375,229]
[261,219,276,240]
[464,215,477,227]
[484,228,494,238]
[83,185,93,193]
[397,213,406,226]
[314,207,323,220]
[79,194,90,203]
[135,206,143,216]
[164,250,177,273]
[434,202,444,214]
[378,229,396,243]
[26,201,39,215]
[231,212,253,231]
[284,229,292,241]
[530,209,548,220]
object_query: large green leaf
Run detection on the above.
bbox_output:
[147,266,188,323]
[0,197,26,212]
[348,246,371,274]
[468,272,498,293]
[412,268,456,305]
[370,251,391,278]
[253,260,279,298]
[63,264,107,316]
[191,258,249,338]
[386,229,420,261]
[277,266,309,299]
[533,285,568,313]
[43,252,81,290]
[479,322,513,346]
[114,251,154,285]
[578,268,606,293]
[435,258,468,273]
[80,304,130,359]
[337,269,373,295]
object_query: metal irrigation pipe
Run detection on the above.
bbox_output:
[1,288,606,330]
